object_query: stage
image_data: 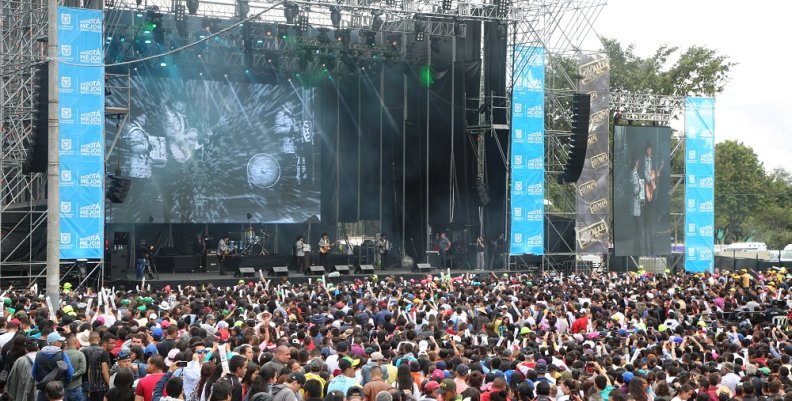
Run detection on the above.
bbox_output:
[109,266,508,289]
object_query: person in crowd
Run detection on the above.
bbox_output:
[363,367,390,401]
[272,372,305,401]
[6,338,39,401]
[45,381,65,401]
[33,332,74,401]
[104,368,136,401]
[63,334,87,401]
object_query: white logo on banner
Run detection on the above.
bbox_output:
[527,157,543,169]
[60,233,72,245]
[514,207,522,218]
[688,247,696,258]
[527,183,542,196]
[79,203,101,218]
[79,17,102,32]
[80,141,102,157]
[61,45,72,57]
[61,139,72,151]
[80,80,102,95]
[513,103,522,114]
[60,13,72,27]
[698,201,714,213]
[688,175,696,187]
[514,155,523,166]
[526,235,542,247]
[526,209,543,222]
[61,76,72,90]
[688,199,696,210]
[80,172,102,187]
[688,223,696,234]
[61,170,72,183]
[514,233,522,243]
[79,234,101,249]
[514,181,523,192]
[686,127,698,140]
[700,152,714,164]
[514,129,523,141]
[699,225,714,237]
[61,107,72,120]
[80,111,102,126]
[79,49,101,64]
[700,248,713,261]
[699,177,714,188]
[688,150,696,162]
[60,201,72,214]
[526,131,542,144]
[525,106,543,118]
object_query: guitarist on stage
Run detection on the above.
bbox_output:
[216,234,230,276]
[318,233,332,270]
[641,142,658,255]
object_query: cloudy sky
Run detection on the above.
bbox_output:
[589,0,791,171]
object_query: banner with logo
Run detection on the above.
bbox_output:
[684,97,715,273]
[57,7,104,259]
[575,54,610,254]
[509,46,544,255]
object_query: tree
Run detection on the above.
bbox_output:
[714,140,769,243]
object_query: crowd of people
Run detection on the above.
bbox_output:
[0,268,791,401]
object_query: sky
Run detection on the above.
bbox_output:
[589,0,791,171]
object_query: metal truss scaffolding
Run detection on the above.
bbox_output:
[0,0,50,283]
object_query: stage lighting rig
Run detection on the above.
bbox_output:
[335,28,350,46]
[297,14,309,32]
[414,16,426,42]
[442,0,451,11]
[283,1,299,24]
[330,6,342,29]
[495,0,510,18]
[386,34,400,51]
[317,28,331,44]
[174,4,187,37]
[278,25,288,39]
[371,11,383,31]
[237,0,249,18]
[361,30,376,47]
[186,0,199,14]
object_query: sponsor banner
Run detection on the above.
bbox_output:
[510,46,544,255]
[684,97,715,273]
[58,7,104,259]
[575,53,610,254]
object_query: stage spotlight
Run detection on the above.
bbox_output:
[442,0,451,11]
[495,0,510,18]
[297,15,309,32]
[371,11,383,31]
[386,34,400,52]
[278,25,288,39]
[186,0,198,14]
[414,16,426,42]
[283,1,298,24]
[330,6,341,29]
[335,28,350,46]
[361,30,376,47]
[317,28,331,44]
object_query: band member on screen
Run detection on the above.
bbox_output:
[318,233,331,269]
[438,232,451,269]
[631,156,643,255]
[216,234,230,276]
[642,142,657,255]
[376,234,391,269]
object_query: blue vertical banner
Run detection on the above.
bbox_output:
[684,97,715,273]
[510,46,544,255]
[57,7,105,259]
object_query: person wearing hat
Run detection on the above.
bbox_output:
[305,358,327,395]
[109,349,138,389]
[272,372,306,401]
[362,352,389,386]
[363,366,390,401]
[327,357,361,396]
[326,341,349,373]
[437,379,459,401]
[453,364,469,395]
[32,332,75,401]
[720,362,740,394]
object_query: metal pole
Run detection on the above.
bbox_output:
[425,35,431,252]
[46,0,61,308]
[379,67,384,233]
[402,66,407,259]
[449,35,456,223]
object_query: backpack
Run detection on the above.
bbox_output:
[250,392,273,401]
[36,359,69,390]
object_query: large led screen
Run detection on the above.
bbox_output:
[613,125,671,256]
[108,75,320,223]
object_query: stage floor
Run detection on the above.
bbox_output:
[110,267,505,289]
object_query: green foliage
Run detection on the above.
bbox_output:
[714,141,769,243]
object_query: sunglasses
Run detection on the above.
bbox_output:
[196,349,209,354]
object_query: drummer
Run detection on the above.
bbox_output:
[245,224,256,242]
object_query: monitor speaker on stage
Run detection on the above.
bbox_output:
[417,263,432,271]
[308,265,325,275]
[559,93,591,183]
[335,265,350,275]
[358,264,374,274]
[425,251,439,268]
[239,267,256,277]
[271,266,288,277]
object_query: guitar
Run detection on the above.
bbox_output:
[319,241,332,254]
[644,158,665,204]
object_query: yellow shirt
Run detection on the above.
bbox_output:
[306,372,327,394]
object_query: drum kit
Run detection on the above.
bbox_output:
[228,230,272,256]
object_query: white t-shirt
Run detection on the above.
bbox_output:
[325,353,340,373]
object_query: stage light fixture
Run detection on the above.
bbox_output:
[495,0,510,18]
[361,31,376,47]
[186,0,198,14]
[105,0,115,7]
[317,28,331,44]
[330,6,341,29]
[278,25,288,39]
[371,11,383,31]
[414,16,426,42]
[335,28,350,46]
[386,34,400,52]
[236,0,249,18]
[297,15,309,32]
[283,1,298,24]
[442,0,451,11]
